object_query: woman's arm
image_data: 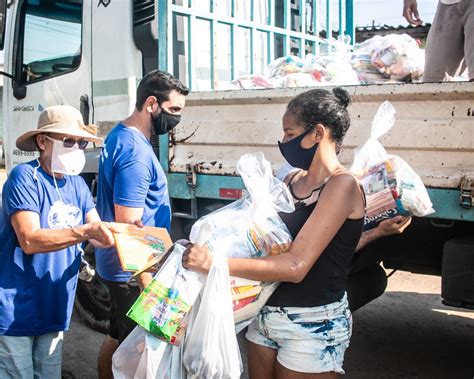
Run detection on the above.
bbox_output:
[356,216,412,251]
[183,173,364,283]
[11,209,115,254]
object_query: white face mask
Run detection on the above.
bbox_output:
[46,136,86,176]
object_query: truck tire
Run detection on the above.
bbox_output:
[74,244,111,334]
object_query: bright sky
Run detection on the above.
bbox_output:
[354,0,438,27]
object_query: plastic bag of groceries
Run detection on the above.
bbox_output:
[351,101,434,230]
[126,244,203,345]
[112,326,185,379]
[189,152,294,329]
[353,34,424,82]
[183,255,243,379]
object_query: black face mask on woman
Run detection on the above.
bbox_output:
[151,108,182,135]
[278,130,318,170]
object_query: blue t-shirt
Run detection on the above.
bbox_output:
[0,161,95,336]
[95,123,171,282]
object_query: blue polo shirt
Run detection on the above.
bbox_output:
[0,161,95,336]
[95,123,171,282]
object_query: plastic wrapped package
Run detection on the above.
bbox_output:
[190,152,294,259]
[231,74,273,90]
[353,34,424,82]
[189,152,294,327]
[351,101,434,229]
[126,244,203,345]
[272,72,320,88]
[267,55,305,78]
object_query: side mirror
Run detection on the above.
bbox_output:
[0,0,6,50]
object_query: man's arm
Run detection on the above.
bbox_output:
[356,216,412,252]
[403,0,423,26]
[11,210,115,254]
[114,204,152,291]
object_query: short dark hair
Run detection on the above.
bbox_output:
[286,87,351,153]
[135,70,190,111]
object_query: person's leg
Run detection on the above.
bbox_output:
[462,0,474,80]
[32,332,63,379]
[247,340,278,379]
[98,279,140,379]
[0,335,34,379]
[275,361,338,379]
[423,2,465,82]
[98,335,119,379]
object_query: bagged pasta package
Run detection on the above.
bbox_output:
[351,101,434,230]
[189,152,294,327]
[126,244,203,345]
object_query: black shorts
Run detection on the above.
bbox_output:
[101,278,141,343]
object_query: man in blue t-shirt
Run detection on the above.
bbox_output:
[0,105,116,378]
[95,70,189,378]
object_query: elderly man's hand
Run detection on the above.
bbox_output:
[86,222,116,248]
[403,0,423,26]
[182,243,213,274]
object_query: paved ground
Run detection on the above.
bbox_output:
[61,270,474,379]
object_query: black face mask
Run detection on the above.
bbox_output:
[151,108,182,135]
[278,130,318,170]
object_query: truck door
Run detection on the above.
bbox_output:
[3,0,92,171]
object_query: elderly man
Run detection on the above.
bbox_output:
[0,105,116,378]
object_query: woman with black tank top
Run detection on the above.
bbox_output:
[183,88,367,378]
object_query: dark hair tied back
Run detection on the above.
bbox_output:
[332,87,351,109]
[286,87,352,154]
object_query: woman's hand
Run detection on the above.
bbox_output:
[182,243,213,274]
[377,216,412,236]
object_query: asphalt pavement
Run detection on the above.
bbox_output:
[62,270,474,378]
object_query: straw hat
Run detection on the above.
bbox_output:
[16,105,102,151]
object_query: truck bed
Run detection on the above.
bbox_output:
[170,82,474,190]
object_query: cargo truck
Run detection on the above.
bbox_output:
[0,0,472,332]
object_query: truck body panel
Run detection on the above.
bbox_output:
[165,82,474,222]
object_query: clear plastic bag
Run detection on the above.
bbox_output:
[183,255,243,379]
[351,101,434,229]
[190,152,293,259]
[189,153,294,327]
[353,34,424,82]
[126,244,203,345]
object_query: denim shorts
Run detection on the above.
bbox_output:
[246,293,352,374]
[0,332,63,379]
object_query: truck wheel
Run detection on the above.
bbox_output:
[74,244,111,334]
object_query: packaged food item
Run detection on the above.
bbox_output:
[351,101,434,229]
[112,223,172,272]
[189,153,294,328]
[353,34,424,82]
[126,244,203,345]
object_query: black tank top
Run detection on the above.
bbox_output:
[266,173,365,308]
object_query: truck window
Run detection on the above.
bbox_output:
[14,0,82,85]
